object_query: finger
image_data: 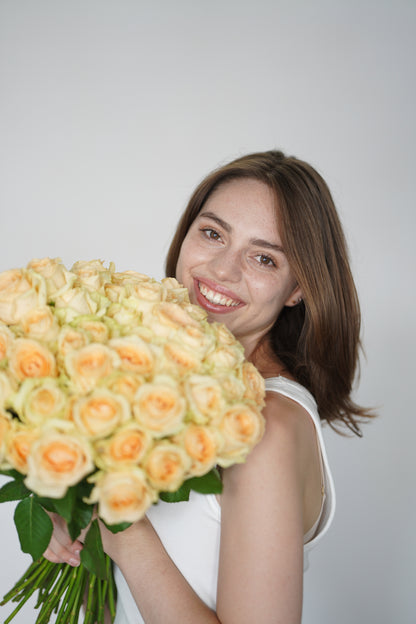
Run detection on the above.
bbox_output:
[43,537,82,566]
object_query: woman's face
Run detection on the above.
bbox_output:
[175,178,301,356]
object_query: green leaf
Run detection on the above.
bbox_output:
[0,468,25,481]
[187,468,223,495]
[104,520,132,534]
[0,479,31,503]
[67,498,94,541]
[159,481,191,503]
[80,519,108,580]
[14,497,53,560]
[50,486,76,523]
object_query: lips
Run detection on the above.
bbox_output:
[193,278,244,314]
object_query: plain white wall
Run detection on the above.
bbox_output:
[0,1,415,622]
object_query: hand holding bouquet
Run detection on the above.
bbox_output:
[0,258,265,623]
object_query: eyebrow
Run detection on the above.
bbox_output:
[199,210,285,254]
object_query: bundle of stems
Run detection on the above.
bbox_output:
[1,555,116,624]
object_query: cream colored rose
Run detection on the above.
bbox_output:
[24,428,94,498]
[71,260,114,292]
[27,257,76,298]
[143,441,191,491]
[133,378,185,437]
[11,378,66,425]
[0,268,46,325]
[111,271,152,286]
[0,410,11,466]
[103,371,145,402]
[9,338,57,382]
[20,305,60,342]
[71,389,130,439]
[106,301,143,330]
[87,468,156,525]
[109,336,154,375]
[204,343,245,371]
[214,372,245,403]
[57,326,90,357]
[54,286,103,322]
[65,343,120,392]
[0,323,15,360]
[0,371,14,408]
[73,317,110,343]
[94,423,151,469]
[185,375,226,424]
[241,362,266,407]
[146,302,200,337]
[212,322,238,347]
[158,340,201,377]
[183,303,208,323]
[176,424,223,476]
[173,325,215,359]
[5,423,40,474]
[216,404,265,467]
[161,278,190,304]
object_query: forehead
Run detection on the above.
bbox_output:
[200,178,280,236]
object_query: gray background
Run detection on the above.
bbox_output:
[0,2,414,623]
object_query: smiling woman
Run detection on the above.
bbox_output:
[44,150,374,624]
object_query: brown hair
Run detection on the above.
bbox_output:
[165,150,373,435]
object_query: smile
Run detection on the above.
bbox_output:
[197,281,241,307]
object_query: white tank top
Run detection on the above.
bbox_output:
[113,376,336,623]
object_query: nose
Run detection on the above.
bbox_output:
[208,247,242,283]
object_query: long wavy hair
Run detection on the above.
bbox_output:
[165,150,373,435]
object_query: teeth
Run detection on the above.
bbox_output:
[199,283,240,307]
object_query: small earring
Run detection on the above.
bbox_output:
[296,297,302,305]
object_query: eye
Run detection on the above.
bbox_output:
[200,227,221,241]
[254,254,276,268]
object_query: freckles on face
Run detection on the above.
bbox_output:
[175,178,299,353]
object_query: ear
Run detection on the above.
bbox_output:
[284,284,303,308]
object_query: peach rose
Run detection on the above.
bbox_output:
[185,375,226,424]
[65,343,120,392]
[20,305,59,342]
[0,323,15,360]
[0,268,46,325]
[109,336,155,375]
[71,389,130,439]
[25,428,94,498]
[27,257,76,298]
[143,441,191,491]
[177,424,223,476]
[216,404,265,467]
[133,379,185,437]
[12,378,66,425]
[94,423,151,469]
[87,468,156,525]
[241,362,266,407]
[9,338,57,382]
[5,423,40,474]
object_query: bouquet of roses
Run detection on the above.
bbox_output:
[0,258,265,623]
